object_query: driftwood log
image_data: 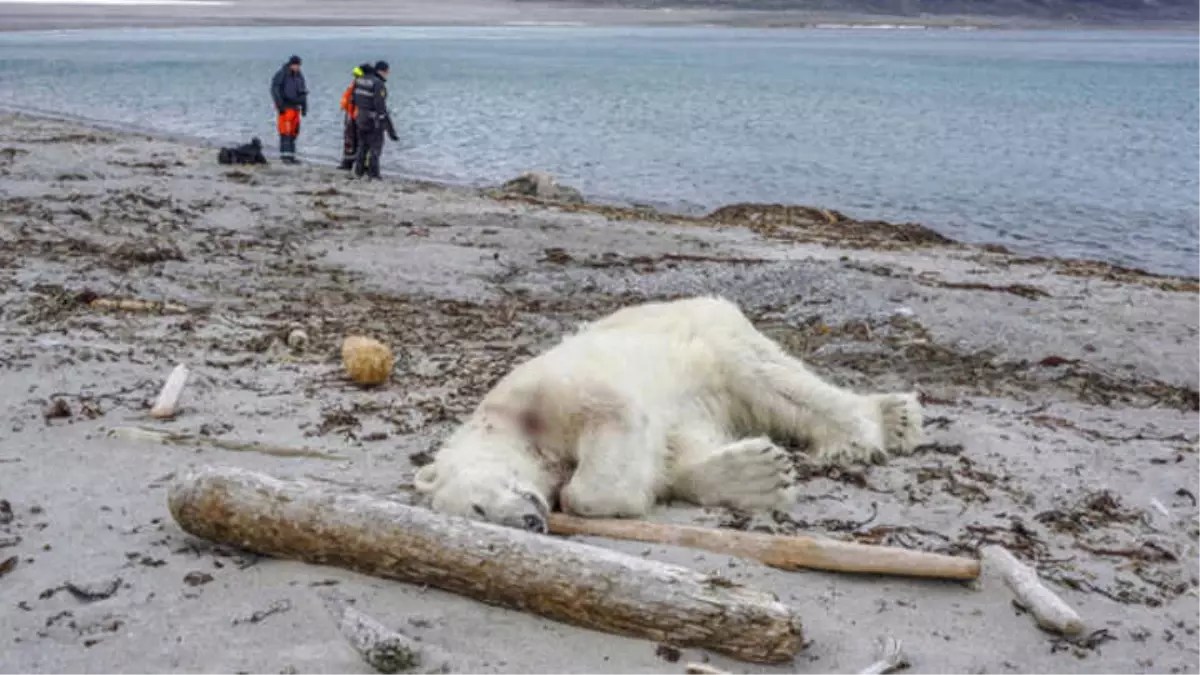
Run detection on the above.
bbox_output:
[167,466,805,664]
[981,545,1083,635]
[549,514,980,581]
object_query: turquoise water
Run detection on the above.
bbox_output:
[0,26,1195,275]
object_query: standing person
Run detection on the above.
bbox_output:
[270,55,308,164]
[352,60,400,180]
[338,62,373,171]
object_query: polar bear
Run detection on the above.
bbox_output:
[414,295,922,532]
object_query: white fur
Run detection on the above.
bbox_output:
[415,296,922,528]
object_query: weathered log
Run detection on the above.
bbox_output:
[549,513,980,581]
[981,545,1083,635]
[167,466,805,664]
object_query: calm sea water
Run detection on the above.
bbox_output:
[0,26,1195,275]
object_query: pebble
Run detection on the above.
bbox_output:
[286,329,309,351]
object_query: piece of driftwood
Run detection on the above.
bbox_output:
[856,635,909,674]
[168,466,805,664]
[684,664,730,674]
[150,363,190,419]
[548,513,979,581]
[110,426,345,460]
[319,591,451,674]
[981,545,1083,635]
[89,297,189,313]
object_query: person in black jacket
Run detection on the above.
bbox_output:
[351,60,399,180]
[270,55,308,164]
[338,62,373,171]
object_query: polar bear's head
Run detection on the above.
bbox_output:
[414,461,551,533]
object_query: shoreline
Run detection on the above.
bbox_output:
[1,112,1198,674]
[5,108,1195,286]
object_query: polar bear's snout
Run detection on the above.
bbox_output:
[472,486,549,533]
[521,513,547,532]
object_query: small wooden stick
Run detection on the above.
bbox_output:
[684,664,730,674]
[110,426,345,460]
[89,297,189,313]
[548,513,979,580]
[857,635,909,674]
[150,363,189,419]
[319,591,450,674]
[981,545,1083,635]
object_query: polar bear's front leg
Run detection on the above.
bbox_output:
[670,437,799,511]
[559,415,665,519]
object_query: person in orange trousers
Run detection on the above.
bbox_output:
[270,55,308,164]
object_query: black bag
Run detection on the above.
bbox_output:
[217,137,267,165]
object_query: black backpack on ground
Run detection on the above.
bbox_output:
[217,137,268,165]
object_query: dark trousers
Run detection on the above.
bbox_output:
[354,120,385,179]
[339,116,358,170]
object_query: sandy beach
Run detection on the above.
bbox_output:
[0,112,1196,673]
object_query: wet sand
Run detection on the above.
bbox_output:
[0,113,1197,673]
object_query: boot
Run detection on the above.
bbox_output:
[280,135,297,164]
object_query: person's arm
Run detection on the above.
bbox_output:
[270,69,284,112]
[381,85,399,141]
[298,73,308,116]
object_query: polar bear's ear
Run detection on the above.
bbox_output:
[414,465,439,493]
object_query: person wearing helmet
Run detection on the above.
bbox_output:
[351,60,400,180]
[338,62,373,170]
[270,55,308,164]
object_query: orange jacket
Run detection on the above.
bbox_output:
[340,82,357,120]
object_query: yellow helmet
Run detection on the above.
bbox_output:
[352,66,364,77]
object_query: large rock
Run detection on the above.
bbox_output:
[498,171,583,204]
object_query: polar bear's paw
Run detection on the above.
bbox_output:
[676,437,799,511]
[871,392,923,455]
[809,407,888,466]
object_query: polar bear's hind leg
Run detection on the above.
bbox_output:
[726,337,923,466]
